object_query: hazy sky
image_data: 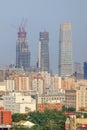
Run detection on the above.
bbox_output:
[0,0,87,73]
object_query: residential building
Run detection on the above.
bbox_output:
[16,26,30,71]
[0,81,6,92]
[65,85,87,111]
[62,76,76,90]
[0,70,5,82]
[59,23,73,77]
[41,71,51,94]
[32,76,44,95]
[51,74,62,90]
[4,92,36,113]
[76,85,87,111]
[38,31,50,72]
[14,76,30,91]
[65,90,76,109]
[6,79,15,91]
[38,92,65,104]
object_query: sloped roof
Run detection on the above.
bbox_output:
[17,120,35,128]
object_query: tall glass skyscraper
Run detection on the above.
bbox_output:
[16,27,30,71]
[38,31,50,72]
[59,23,73,77]
[84,62,87,79]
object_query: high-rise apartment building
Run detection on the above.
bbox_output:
[16,27,30,71]
[59,23,73,77]
[38,31,50,72]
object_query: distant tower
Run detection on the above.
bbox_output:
[59,23,73,77]
[84,62,87,79]
[16,26,30,70]
[38,31,50,72]
[74,62,84,80]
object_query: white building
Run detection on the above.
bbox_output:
[0,81,6,92]
[4,92,36,113]
[6,79,15,91]
[51,74,62,90]
[32,78,44,95]
[41,71,51,87]
[38,92,65,104]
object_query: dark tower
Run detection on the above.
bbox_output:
[84,62,87,79]
[38,31,50,72]
[16,27,30,70]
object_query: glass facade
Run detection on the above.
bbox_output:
[59,23,73,77]
[84,62,87,79]
[38,31,49,72]
[16,27,30,71]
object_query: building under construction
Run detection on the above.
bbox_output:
[16,26,30,71]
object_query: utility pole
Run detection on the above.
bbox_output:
[36,92,38,112]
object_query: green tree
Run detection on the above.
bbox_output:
[28,109,67,130]
[12,113,27,122]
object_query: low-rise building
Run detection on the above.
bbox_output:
[4,92,36,113]
[38,92,65,104]
[0,107,12,125]
[65,85,87,111]
[65,90,76,109]
[38,103,62,112]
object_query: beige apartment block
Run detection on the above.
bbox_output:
[75,80,87,88]
[0,81,6,92]
[65,85,87,111]
[76,85,87,111]
[14,76,30,91]
[62,76,76,90]
[6,79,15,91]
[32,78,44,95]
[41,71,51,88]
[51,74,62,90]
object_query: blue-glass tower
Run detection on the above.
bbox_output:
[84,62,87,79]
[59,23,73,77]
[38,31,50,72]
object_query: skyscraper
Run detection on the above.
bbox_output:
[16,27,30,70]
[38,31,50,72]
[59,23,73,77]
[74,62,84,80]
[84,62,87,79]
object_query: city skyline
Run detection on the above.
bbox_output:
[0,0,87,73]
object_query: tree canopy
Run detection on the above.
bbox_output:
[12,109,67,130]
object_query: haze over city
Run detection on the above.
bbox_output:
[0,0,87,73]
